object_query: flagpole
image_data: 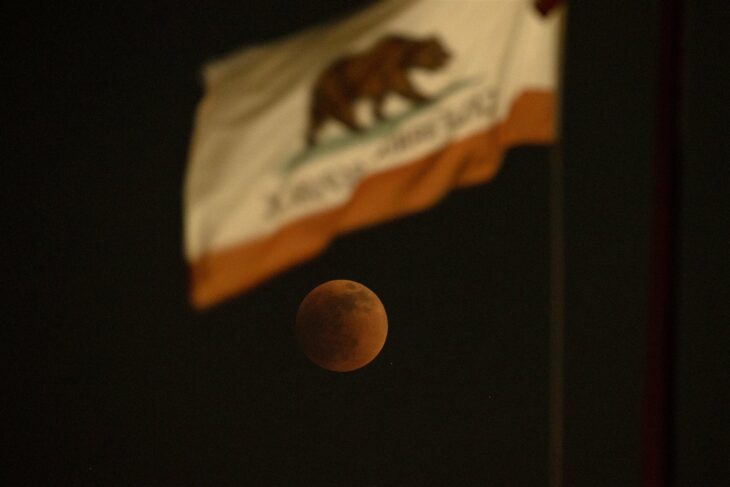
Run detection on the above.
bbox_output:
[548,140,565,487]
[548,146,565,487]
[642,0,682,484]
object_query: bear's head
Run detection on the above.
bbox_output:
[409,37,451,71]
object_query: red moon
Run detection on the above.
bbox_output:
[295,280,388,372]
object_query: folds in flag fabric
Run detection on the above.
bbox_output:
[184,0,562,309]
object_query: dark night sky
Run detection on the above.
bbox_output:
[6,1,729,485]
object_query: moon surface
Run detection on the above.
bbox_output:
[295,280,388,372]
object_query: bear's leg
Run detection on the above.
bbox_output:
[307,103,327,147]
[392,73,428,104]
[331,104,363,135]
[372,94,387,122]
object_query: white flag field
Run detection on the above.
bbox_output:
[184,0,563,309]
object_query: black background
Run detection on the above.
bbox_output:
[6,1,729,485]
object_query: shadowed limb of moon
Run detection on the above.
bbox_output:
[295,280,388,372]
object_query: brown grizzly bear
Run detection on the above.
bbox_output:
[306,35,451,146]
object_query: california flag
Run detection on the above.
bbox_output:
[184,0,562,309]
